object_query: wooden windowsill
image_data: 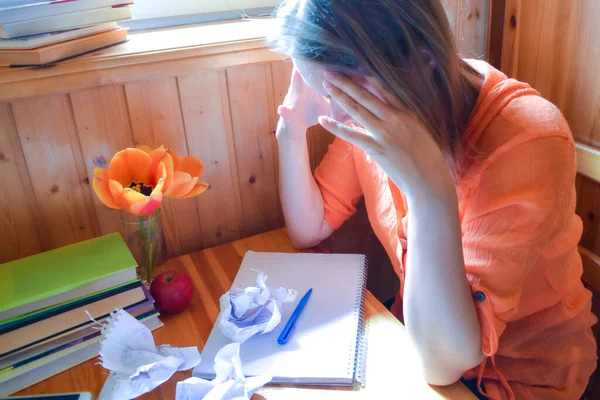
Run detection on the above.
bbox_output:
[0,18,283,102]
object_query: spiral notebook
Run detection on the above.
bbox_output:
[194,250,368,386]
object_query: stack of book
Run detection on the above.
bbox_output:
[0,233,162,396]
[0,0,133,67]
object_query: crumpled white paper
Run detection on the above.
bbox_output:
[176,343,272,400]
[218,270,297,343]
[96,309,202,400]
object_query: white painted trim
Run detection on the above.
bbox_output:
[576,142,600,183]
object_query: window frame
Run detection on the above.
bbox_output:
[123,0,278,30]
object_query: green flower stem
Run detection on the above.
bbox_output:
[136,209,161,284]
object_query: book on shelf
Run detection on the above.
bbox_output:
[0,5,132,39]
[0,27,128,66]
[0,0,132,24]
[0,22,118,50]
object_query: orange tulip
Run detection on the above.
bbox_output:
[162,149,209,199]
[93,148,168,216]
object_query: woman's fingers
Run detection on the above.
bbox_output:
[324,71,393,120]
[323,80,381,132]
[318,116,381,153]
[365,76,406,110]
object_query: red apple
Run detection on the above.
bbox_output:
[150,271,194,314]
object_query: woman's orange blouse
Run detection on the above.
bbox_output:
[314,60,597,399]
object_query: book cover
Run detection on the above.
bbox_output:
[0,28,128,66]
[0,0,132,24]
[0,22,117,50]
[0,286,147,355]
[0,280,141,334]
[0,5,131,38]
[0,232,137,316]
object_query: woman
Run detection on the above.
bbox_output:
[270,0,597,399]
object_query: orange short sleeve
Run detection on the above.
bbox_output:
[314,138,363,230]
[461,136,577,357]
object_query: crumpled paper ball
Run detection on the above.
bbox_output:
[218,270,297,343]
[176,342,272,400]
[95,309,201,400]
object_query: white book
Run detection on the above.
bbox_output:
[0,0,39,7]
[0,5,131,38]
[0,0,131,24]
[0,22,117,49]
[194,251,369,386]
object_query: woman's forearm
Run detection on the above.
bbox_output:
[277,129,333,248]
[403,193,484,386]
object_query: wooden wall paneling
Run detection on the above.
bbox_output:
[11,95,100,251]
[0,104,43,262]
[501,1,600,147]
[176,70,243,248]
[124,77,203,256]
[226,64,283,237]
[269,60,294,210]
[486,0,505,69]
[264,63,283,217]
[443,0,490,59]
[70,85,134,238]
[576,174,600,255]
[556,1,600,147]
[500,0,520,76]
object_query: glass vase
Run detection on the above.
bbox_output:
[122,209,166,286]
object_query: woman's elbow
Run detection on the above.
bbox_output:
[423,366,465,387]
[422,351,485,387]
[287,230,325,249]
[287,220,333,249]
[289,235,321,249]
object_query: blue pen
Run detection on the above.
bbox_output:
[277,288,313,345]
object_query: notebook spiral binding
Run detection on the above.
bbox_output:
[351,255,369,386]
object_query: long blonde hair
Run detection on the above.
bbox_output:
[269,0,481,171]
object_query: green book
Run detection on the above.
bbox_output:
[0,233,138,322]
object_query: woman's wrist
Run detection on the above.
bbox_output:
[276,119,309,144]
[406,184,458,217]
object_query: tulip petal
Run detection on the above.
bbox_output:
[92,168,121,209]
[108,179,131,213]
[149,148,174,191]
[177,155,204,177]
[137,145,153,154]
[129,177,165,216]
[166,149,181,169]
[164,171,196,199]
[180,181,209,199]
[108,148,153,187]
[122,186,149,205]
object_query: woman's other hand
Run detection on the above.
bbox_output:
[277,67,331,141]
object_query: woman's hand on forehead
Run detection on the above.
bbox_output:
[319,70,455,201]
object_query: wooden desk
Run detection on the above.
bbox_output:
[17,229,475,399]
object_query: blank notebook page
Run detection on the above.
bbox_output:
[194,251,368,385]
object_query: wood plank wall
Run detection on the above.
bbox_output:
[0,61,294,264]
[0,1,488,301]
[501,0,600,255]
